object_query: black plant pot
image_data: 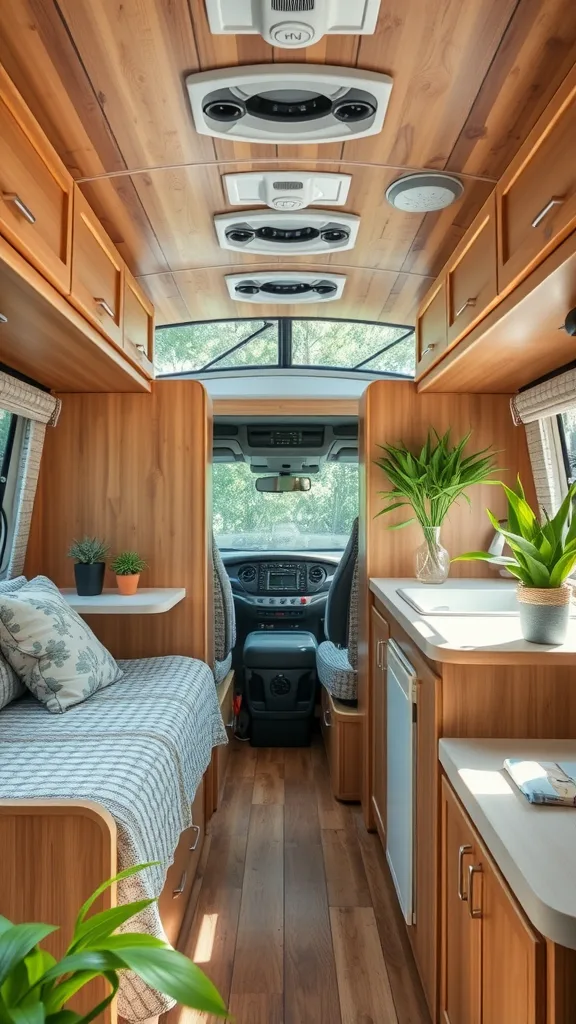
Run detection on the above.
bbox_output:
[74,561,105,597]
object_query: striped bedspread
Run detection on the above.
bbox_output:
[0,655,228,1021]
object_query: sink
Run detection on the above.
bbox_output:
[398,586,522,616]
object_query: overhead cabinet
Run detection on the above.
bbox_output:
[123,269,155,375]
[71,188,124,348]
[446,195,497,346]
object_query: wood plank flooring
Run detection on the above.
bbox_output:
[174,735,430,1024]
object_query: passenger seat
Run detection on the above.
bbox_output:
[212,536,236,684]
[316,518,358,704]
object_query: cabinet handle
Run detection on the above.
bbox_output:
[2,192,36,224]
[531,196,564,229]
[422,343,436,357]
[458,844,473,900]
[323,706,332,727]
[0,313,7,324]
[189,824,201,852]
[173,870,187,898]
[467,864,482,918]
[455,298,476,318]
[135,343,146,354]
[376,638,386,669]
[95,297,115,319]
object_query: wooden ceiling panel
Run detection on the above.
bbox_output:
[79,178,170,276]
[141,272,192,324]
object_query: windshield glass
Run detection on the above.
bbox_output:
[213,461,359,551]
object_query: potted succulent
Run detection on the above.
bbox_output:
[68,536,109,596]
[375,429,499,583]
[454,478,576,645]
[0,864,227,1022]
[111,550,148,596]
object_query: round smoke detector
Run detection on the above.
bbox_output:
[385,173,464,212]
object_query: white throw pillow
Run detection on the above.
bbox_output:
[0,576,122,713]
[0,577,28,710]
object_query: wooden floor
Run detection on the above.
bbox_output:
[174,734,430,1024]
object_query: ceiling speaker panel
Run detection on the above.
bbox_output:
[226,272,346,304]
[215,211,360,254]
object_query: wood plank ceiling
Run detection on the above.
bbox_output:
[1,0,575,325]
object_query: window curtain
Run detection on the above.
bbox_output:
[510,367,576,425]
[0,371,61,577]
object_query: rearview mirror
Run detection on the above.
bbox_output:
[255,476,312,493]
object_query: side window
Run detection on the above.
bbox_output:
[0,409,18,573]
[557,408,576,486]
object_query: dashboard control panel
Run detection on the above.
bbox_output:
[258,562,307,593]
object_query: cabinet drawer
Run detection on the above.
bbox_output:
[447,194,497,345]
[158,778,205,947]
[498,73,576,292]
[0,68,73,294]
[123,270,154,378]
[415,277,447,378]
[71,188,123,347]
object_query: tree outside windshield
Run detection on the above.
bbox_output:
[213,462,359,550]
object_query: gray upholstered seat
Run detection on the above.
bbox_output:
[212,537,236,684]
[316,520,358,702]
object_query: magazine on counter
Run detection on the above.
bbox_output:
[504,759,576,806]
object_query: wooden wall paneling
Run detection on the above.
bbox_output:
[212,398,359,417]
[140,271,192,325]
[25,381,214,664]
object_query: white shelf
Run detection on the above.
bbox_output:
[60,588,186,615]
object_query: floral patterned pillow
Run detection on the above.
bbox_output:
[0,576,28,710]
[0,576,122,713]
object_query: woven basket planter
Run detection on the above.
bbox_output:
[516,584,571,645]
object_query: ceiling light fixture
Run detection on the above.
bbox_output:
[385,173,464,213]
[204,0,382,49]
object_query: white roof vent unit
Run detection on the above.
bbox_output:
[204,0,382,48]
[226,272,346,304]
[215,211,359,255]
[186,66,393,144]
[223,171,352,211]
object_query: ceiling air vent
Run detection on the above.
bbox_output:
[223,171,352,211]
[186,65,392,145]
[226,272,346,304]
[215,211,359,255]
[204,0,381,48]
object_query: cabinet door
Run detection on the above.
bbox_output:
[0,67,73,294]
[497,70,576,292]
[441,779,481,1024]
[370,604,389,846]
[447,194,497,346]
[480,849,544,1024]
[71,187,124,347]
[158,777,205,947]
[123,269,155,378]
[416,277,447,378]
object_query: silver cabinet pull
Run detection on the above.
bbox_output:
[189,824,201,852]
[455,298,476,318]
[323,706,332,727]
[0,313,7,324]
[422,343,436,357]
[135,343,146,353]
[173,870,187,897]
[2,192,36,224]
[376,638,386,669]
[467,864,482,918]
[458,844,473,900]
[95,297,115,319]
[531,196,564,229]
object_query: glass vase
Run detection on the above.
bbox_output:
[415,526,450,584]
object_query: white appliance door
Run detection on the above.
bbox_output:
[386,639,417,926]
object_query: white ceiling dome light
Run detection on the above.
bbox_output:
[215,211,360,255]
[223,171,352,211]
[385,173,464,212]
[186,66,393,145]
[204,0,382,49]
[226,272,346,304]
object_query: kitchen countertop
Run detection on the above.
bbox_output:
[440,737,576,949]
[370,578,576,664]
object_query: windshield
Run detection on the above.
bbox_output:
[213,461,359,551]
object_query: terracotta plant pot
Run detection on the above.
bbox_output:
[517,584,571,645]
[116,574,140,596]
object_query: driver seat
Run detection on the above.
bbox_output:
[316,518,359,703]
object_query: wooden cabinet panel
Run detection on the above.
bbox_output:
[123,269,155,378]
[71,187,123,347]
[447,194,497,345]
[370,604,389,847]
[0,67,73,294]
[441,778,481,1024]
[159,777,205,947]
[321,688,362,802]
[498,70,576,292]
[416,277,447,378]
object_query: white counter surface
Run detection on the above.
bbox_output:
[440,738,576,949]
[370,578,576,664]
[61,588,186,614]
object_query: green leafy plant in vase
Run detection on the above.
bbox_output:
[111,551,148,596]
[68,537,109,597]
[0,863,228,1024]
[375,429,499,584]
[454,478,576,644]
